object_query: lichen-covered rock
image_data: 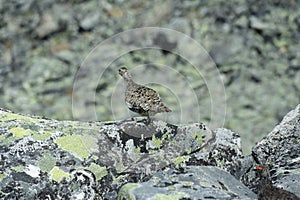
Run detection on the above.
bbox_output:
[118,166,256,200]
[186,128,244,174]
[1,105,299,199]
[0,109,107,199]
[117,127,252,199]
[0,108,213,199]
[250,104,300,197]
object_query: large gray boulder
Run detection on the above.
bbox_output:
[0,104,299,199]
[0,108,214,199]
[250,104,300,197]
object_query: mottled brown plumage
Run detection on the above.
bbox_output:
[255,165,300,200]
[119,67,171,123]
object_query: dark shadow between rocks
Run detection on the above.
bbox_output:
[118,119,158,138]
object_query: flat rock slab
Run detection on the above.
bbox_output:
[119,166,257,199]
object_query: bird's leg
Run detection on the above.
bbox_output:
[118,117,136,125]
[146,114,152,125]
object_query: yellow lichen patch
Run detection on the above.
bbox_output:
[54,134,98,160]
[49,166,70,182]
[9,127,31,138]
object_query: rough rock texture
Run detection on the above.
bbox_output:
[1,104,299,199]
[1,0,300,154]
[254,165,300,200]
[119,166,256,200]
[0,108,214,199]
[250,104,300,197]
[120,104,300,199]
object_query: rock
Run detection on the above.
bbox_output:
[251,104,300,198]
[1,2,300,199]
[294,15,300,31]
[249,16,269,30]
[255,165,300,200]
[1,105,300,199]
[79,12,100,31]
[235,15,248,28]
[186,128,244,175]
[36,13,60,38]
[27,57,70,84]
[119,166,256,200]
[209,35,244,65]
[0,108,213,199]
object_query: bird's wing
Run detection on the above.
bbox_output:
[125,86,155,110]
[125,85,171,114]
[136,86,170,112]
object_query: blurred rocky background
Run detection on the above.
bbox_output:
[0,0,299,154]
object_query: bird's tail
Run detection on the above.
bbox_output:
[163,106,172,112]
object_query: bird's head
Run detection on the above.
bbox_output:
[119,67,131,80]
[254,165,271,180]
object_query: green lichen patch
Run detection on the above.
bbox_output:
[151,133,169,149]
[12,165,25,172]
[85,163,107,181]
[181,181,194,187]
[0,134,7,143]
[0,132,15,145]
[0,112,38,123]
[9,127,31,138]
[54,134,98,160]
[49,166,71,182]
[171,155,189,166]
[148,192,190,200]
[166,185,176,191]
[32,132,52,140]
[151,135,163,149]
[115,160,125,173]
[193,131,206,144]
[38,153,56,173]
[118,183,140,200]
[0,173,7,180]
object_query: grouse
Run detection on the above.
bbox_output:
[118,67,171,123]
[255,165,300,200]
